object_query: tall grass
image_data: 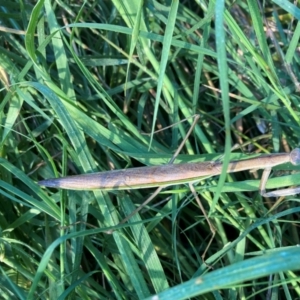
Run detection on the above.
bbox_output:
[0,0,300,299]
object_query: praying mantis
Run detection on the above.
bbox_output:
[38,148,300,197]
[38,113,300,197]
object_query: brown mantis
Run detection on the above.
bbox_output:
[38,148,300,196]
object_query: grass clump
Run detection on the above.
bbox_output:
[0,0,300,299]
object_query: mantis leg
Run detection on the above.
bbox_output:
[260,167,300,197]
[189,182,216,266]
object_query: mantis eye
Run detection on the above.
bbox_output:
[290,148,300,166]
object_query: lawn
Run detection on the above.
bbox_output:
[0,0,300,299]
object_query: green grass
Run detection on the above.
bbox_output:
[1,0,300,299]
